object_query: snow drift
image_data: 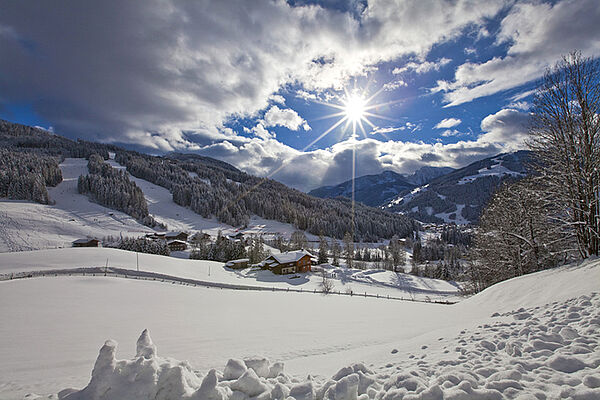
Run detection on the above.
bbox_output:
[58,291,600,399]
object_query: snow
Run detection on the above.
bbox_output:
[270,250,312,264]
[0,248,462,302]
[434,204,469,225]
[0,157,330,253]
[105,159,228,235]
[386,185,428,207]
[0,158,152,252]
[457,158,524,185]
[1,258,598,399]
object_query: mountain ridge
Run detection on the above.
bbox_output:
[308,166,454,207]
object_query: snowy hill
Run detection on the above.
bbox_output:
[0,155,324,253]
[308,167,453,207]
[385,151,531,224]
[1,256,598,399]
[0,119,416,242]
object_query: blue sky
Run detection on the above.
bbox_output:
[1,0,599,191]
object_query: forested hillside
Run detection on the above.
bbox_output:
[115,151,418,241]
[78,154,162,228]
[0,119,417,241]
[385,151,531,224]
[0,148,62,204]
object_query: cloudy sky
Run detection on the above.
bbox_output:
[1,0,599,191]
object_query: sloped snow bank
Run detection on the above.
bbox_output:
[57,291,600,400]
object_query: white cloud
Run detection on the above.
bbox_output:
[436,0,600,106]
[478,108,530,150]
[441,129,462,137]
[269,94,286,105]
[251,123,276,140]
[507,101,531,110]
[382,79,407,91]
[435,118,461,129]
[192,107,528,191]
[393,58,451,75]
[0,0,507,147]
[263,105,311,131]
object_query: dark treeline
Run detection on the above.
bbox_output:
[0,119,118,160]
[78,154,163,228]
[103,236,170,256]
[115,152,418,241]
[0,148,63,204]
[189,232,268,264]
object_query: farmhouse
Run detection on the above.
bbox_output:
[262,250,314,275]
[167,240,187,252]
[72,238,100,247]
[165,231,189,242]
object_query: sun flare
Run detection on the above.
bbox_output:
[343,94,366,123]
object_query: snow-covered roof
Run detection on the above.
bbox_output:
[167,240,186,245]
[165,231,187,237]
[269,250,312,264]
[227,258,249,264]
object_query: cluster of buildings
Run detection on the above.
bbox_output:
[145,231,189,251]
[73,230,317,276]
[73,231,190,252]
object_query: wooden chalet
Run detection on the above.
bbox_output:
[72,238,100,247]
[167,240,187,251]
[165,231,189,242]
[262,250,314,275]
[224,258,249,269]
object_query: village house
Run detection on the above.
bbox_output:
[167,240,187,252]
[261,250,314,275]
[165,231,189,242]
[72,238,100,247]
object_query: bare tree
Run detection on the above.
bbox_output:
[321,270,335,294]
[528,51,600,258]
[469,178,568,290]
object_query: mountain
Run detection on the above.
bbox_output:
[308,166,454,207]
[308,170,414,207]
[385,151,532,224]
[404,166,455,186]
[0,119,417,242]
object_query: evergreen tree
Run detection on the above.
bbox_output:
[343,232,354,268]
[318,234,329,265]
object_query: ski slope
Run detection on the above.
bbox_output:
[0,157,325,254]
[0,158,153,252]
[0,258,598,399]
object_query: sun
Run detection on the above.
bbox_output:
[343,94,366,123]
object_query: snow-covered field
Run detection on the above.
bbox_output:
[0,247,462,302]
[1,257,598,399]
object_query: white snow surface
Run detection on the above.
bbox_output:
[0,158,322,254]
[0,158,153,252]
[0,248,462,302]
[457,158,525,185]
[0,257,598,399]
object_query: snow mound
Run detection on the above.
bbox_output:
[58,290,600,400]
